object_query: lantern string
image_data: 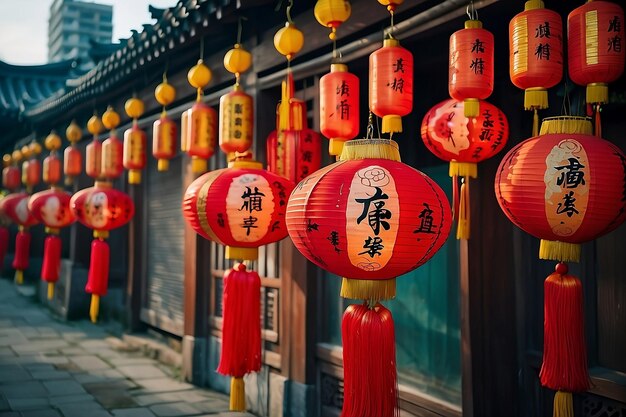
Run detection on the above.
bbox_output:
[332,36,337,60]
[366,111,374,140]
[466,1,478,20]
[286,0,294,24]
[200,36,205,61]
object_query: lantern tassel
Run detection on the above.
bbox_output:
[230,377,246,412]
[463,98,479,118]
[89,295,100,324]
[553,391,573,417]
[47,283,55,300]
[342,302,398,417]
[12,229,31,285]
[339,139,401,162]
[451,175,459,222]
[594,105,602,138]
[456,176,470,240]
[86,238,110,323]
[539,240,581,263]
[0,227,9,272]
[340,278,396,301]
[41,234,62,293]
[532,109,539,137]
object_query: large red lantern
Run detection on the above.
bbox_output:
[421,98,509,239]
[449,10,494,117]
[286,139,452,417]
[320,63,360,156]
[71,182,135,322]
[3,153,21,192]
[153,76,177,172]
[123,98,147,184]
[495,116,626,416]
[509,0,563,135]
[1,192,38,285]
[64,121,82,185]
[568,1,624,136]
[101,107,124,181]
[86,115,104,180]
[370,38,413,135]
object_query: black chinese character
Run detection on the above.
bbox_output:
[356,187,391,236]
[306,219,319,232]
[336,81,350,96]
[472,147,483,159]
[234,104,243,114]
[217,213,225,228]
[608,36,622,52]
[337,99,350,120]
[413,203,436,234]
[240,186,266,213]
[393,58,405,73]
[470,58,484,75]
[556,191,579,217]
[608,15,621,33]
[241,216,258,235]
[535,22,551,38]
[234,117,242,126]
[555,158,586,188]
[327,231,341,253]
[471,38,485,53]
[479,129,494,142]
[358,236,384,257]
[387,78,404,93]
[535,43,551,60]
[302,151,313,163]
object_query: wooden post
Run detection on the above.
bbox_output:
[125,181,144,332]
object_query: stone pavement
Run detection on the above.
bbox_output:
[0,278,254,417]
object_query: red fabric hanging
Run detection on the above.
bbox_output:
[12,230,30,272]
[85,239,110,297]
[41,235,62,283]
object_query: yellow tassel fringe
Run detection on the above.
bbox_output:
[47,283,55,300]
[587,83,608,105]
[540,117,593,136]
[449,162,477,179]
[539,240,581,263]
[463,98,480,117]
[340,139,401,162]
[14,270,23,285]
[157,159,169,171]
[553,391,573,417]
[230,377,246,412]
[456,177,470,240]
[225,246,258,261]
[382,115,402,134]
[524,87,548,110]
[340,278,396,300]
[90,295,100,324]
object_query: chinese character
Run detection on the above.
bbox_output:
[327,231,341,253]
[240,186,266,213]
[471,38,485,53]
[608,15,621,33]
[356,187,390,235]
[555,158,586,188]
[393,58,405,73]
[608,36,622,52]
[306,219,319,232]
[470,58,484,74]
[414,203,436,234]
[336,81,350,96]
[337,99,350,120]
[535,43,551,60]
[358,236,384,257]
[241,216,258,235]
[217,213,225,228]
[303,133,313,143]
[556,191,579,217]
[535,22,551,38]
[479,129,494,142]
[234,104,243,114]
[472,147,483,159]
[235,117,242,126]
[387,78,404,93]
[271,220,280,232]
[302,151,313,163]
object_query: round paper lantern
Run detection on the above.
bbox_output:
[370,38,413,134]
[219,87,253,156]
[1,192,39,285]
[274,22,304,61]
[314,0,351,40]
[123,98,147,184]
[3,154,21,192]
[43,132,62,186]
[71,181,135,322]
[153,76,177,172]
[64,120,82,185]
[86,115,103,180]
[449,17,494,117]
[377,0,403,13]
[320,63,360,156]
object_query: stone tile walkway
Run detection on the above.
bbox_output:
[0,278,253,417]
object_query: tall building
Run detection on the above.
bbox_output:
[48,0,113,62]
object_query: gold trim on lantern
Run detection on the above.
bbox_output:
[158,159,169,172]
[465,20,483,29]
[524,87,548,110]
[449,161,477,178]
[512,16,529,76]
[93,230,109,240]
[230,377,246,412]
[340,278,396,300]
[225,246,258,261]
[585,10,599,66]
[340,139,401,162]
[381,115,403,134]
[540,116,593,135]
[539,239,581,263]
[587,83,608,105]
[524,0,544,11]
[45,227,60,235]
[197,172,221,242]
[382,38,400,48]
[228,160,263,170]
[463,98,480,118]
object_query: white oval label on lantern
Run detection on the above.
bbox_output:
[544,139,590,237]
[227,173,275,243]
[346,165,399,272]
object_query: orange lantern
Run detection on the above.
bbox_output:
[22,142,42,193]
[3,153,21,192]
[495,117,626,416]
[1,192,38,285]
[86,114,104,180]
[510,0,563,135]
[71,181,135,322]
[64,120,83,185]
[314,0,351,40]
[449,8,494,117]
[101,107,124,181]
[568,1,624,135]
[286,139,452,417]
[43,132,62,186]
[370,37,413,134]
[153,75,177,172]
[320,63,360,156]
[123,98,147,184]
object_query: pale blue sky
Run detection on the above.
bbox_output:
[0,0,177,65]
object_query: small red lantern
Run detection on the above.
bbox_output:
[64,121,83,185]
[284,106,322,183]
[153,75,178,172]
[3,153,21,192]
[71,182,135,322]
[86,115,103,180]
[286,139,452,417]
[509,0,563,135]
[219,88,253,157]
[495,116,626,416]
[43,132,62,186]
[449,10,494,117]
[1,192,38,285]
[101,107,124,181]
[22,142,42,193]
[123,98,147,184]
[320,63,360,156]
[370,38,413,134]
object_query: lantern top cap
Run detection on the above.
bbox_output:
[228,159,264,170]
[524,0,545,11]
[464,20,483,29]
[383,38,400,47]
[94,180,113,189]
[340,139,401,162]
[330,63,348,72]
[540,116,593,136]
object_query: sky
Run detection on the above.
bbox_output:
[0,0,177,65]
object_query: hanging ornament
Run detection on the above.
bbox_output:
[182,55,216,174]
[2,153,21,192]
[101,106,124,181]
[0,192,38,285]
[286,139,452,417]
[495,116,626,417]
[421,98,509,239]
[377,0,403,14]
[314,0,351,40]
[183,154,294,411]
[64,120,83,186]
[153,74,177,172]
[568,1,625,137]
[86,114,104,180]
[22,141,42,193]
[71,181,134,322]
[509,0,563,136]
[123,97,147,184]
[449,2,494,117]
[43,132,62,186]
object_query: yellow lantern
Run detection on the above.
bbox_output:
[314,0,351,40]
[101,107,124,180]
[86,114,103,179]
[274,23,304,61]
[123,97,147,184]
[153,74,178,172]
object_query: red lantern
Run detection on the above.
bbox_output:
[86,115,103,180]
[510,0,563,135]
[219,88,253,156]
[449,16,494,117]
[43,131,63,186]
[71,182,135,322]
[28,189,75,299]
[64,121,82,185]
[101,107,123,181]
[284,108,322,183]
[22,142,42,193]
[369,38,413,134]
[265,130,278,174]
[152,115,177,172]
[3,154,21,192]
[568,1,624,135]
[320,63,360,156]
[182,102,217,174]
[123,125,147,184]
[1,192,39,285]
[286,139,452,417]
[495,116,626,416]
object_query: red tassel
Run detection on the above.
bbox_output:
[594,105,602,138]
[0,227,9,270]
[217,263,261,377]
[41,235,62,283]
[12,230,31,271]
[86,238,109,296]
[342,302,398,417]
[540,262,589,393]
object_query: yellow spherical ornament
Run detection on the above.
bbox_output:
[188,60,212,89]
[29,141,42,155]
[102,107,120,129]
[3,154,12,166]
[274,22,304,60]
[11,150,22,162]
[124,97,144,119]
[224,44,252,76]
[21,146,31,158]
[378,0,404,12]
[66,120,82,143]
[45,132,62,151]
[314,0,351,40]
[87,115,103,135]
[155,81,176,106]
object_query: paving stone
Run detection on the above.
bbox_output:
[60,347,88,356]
[23,364,55,371]
[0,365,32,382]
[11,340,68,353]
[112,409,157,417]
[108,357,157,367]
[56,401,108,417]
[0,412,19,417]
[70,355,111,371]
[30,370,71,380]
[21,410,63,417]
[150,402,201,417]
[48,393,95,405]
[73,369,127,383]
[0,381,47,398]
[117,365,167,380]
[134,390,211,406]
[132,378,194,394]
[6,397,49,410]
[43,380,86,396]
[0,348,14,357]
[190,398,231,414]
[83,381,139,409]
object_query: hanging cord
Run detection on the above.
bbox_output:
[286,0,294,24]
[366,111,374,139]
[466,1,478,20]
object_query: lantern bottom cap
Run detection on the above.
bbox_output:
[45,227,60,235]
[381,115,403,134]
[328,138,346,157]
[14,270,23,285]
[463,99,480,117]
[587,83,608,105]
[93,230,109,240]
[157,159,170,171]
[449,161,477,178]
[340,277,396,301]
[226,246,258,261]
[89,295,100,324]
[128,170,142,184]
[539,240,581,263]
[64,176,74,186]
[524,88,548,110]
[191,157,208,174]
[230,377,246,412]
